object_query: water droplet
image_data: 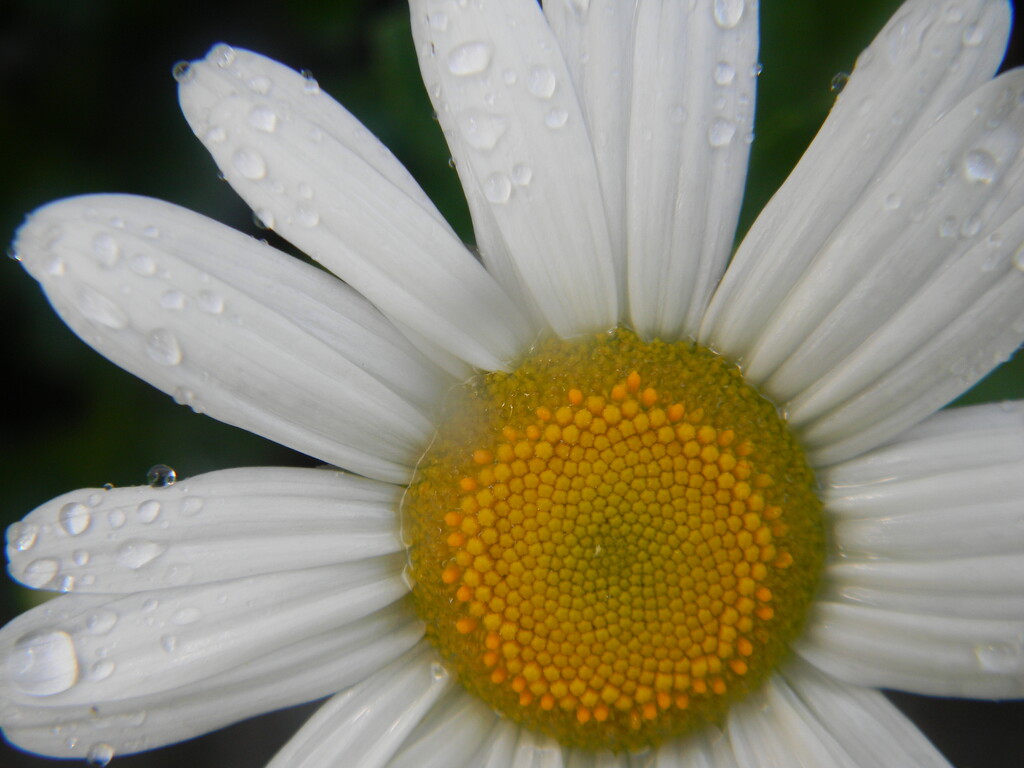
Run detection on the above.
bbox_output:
[960,214,982,237]
[59,502,91,537]
[503,69,518,85]
[142,225,160,239]
[883,193,902,211]
[430,661,449,680]
[130,253,156,276]
[178,497,204,517]
[10,630,79,695]
[212,44,236,68]
[713,62,736,86]
[7,245,22,262]
[708,118,736,147]
[171,61,193,83]
[197,290,225,314]
[115,539,168,569]
[447,42,492,76]
[160,290,185,310]
[248,75,272,94]
[712,0,744,29]
[483,173,512,204]
[77,288,128,330]
[527,67,557,99]
[160,635,178,654]
[939,216,958,238]
[232,148,267,180]
[87,660,115,682]
[22,558,60,588]
[87,610,118,635]
[248,105,278,133]
[107,509,126,529]
[511,164,533,186]
[253,209,275,230]
[136,500,161,524]
[428,12,448,31]
[300,69,320,94]
[171,607,202,625]
[456,110,509,150]
[9,522,38,552]
[142,598,159,613]
[962,25,985,46]
[296,207,320,227]
[145,329,183,366]
[147,464,177,488]
[545,108,568,129]
[89,233,120,268]
[963,149,997,184]
[830,72,850,95]
[72,549,90,566]
[974,642,1022,673]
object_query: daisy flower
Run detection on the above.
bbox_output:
[3,0,1024,766]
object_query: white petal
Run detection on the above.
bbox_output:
[627,0,757,339]
[386,688,498,768]
[411,0,619,337]
[14,194,442,483]
[0,571,418,758]
[474,720,564,768]
[726,673,860,768]
[267,645,450,768]
[654,726,737,768]
[179,45,532,371]
[5,467,402,593]
[795,601,1024,698]
[545,0,637,290]
[702,0,1011,357]
[782,660,952,768]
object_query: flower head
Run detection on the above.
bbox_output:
[3,1,1024,767]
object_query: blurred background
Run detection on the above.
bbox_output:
[1,0,1022,765]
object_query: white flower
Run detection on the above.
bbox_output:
[4,1,1024,766]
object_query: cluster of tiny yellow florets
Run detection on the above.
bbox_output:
[405,330,823,750]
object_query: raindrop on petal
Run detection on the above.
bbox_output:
[963,149,997,184]
[59,502,91,537]
[712,0,744,29]
[10,630,79,696]
[115,539,168,569]
[232,148,267,180]
[147,464,177,488]
[448,42,492,75]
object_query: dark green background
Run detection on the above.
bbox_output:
[1,1,1021,766]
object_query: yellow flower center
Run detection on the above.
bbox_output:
[404,328,824,751]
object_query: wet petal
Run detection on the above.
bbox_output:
[6,467,402,593]
[386,688,498,768]
[14,195,443,483]
[179,45,532,371]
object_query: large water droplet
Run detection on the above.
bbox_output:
[712,0,745,29]
[77,288,128,330]
[146,329,182,366]
[963,149,997,184]
[147,464,177,488]
[527,67,557,99]
[483,173,512,204]
[447,42,492,76]
[10,630,79,695]
[9,522,38,552]
[232,148,267,180]
[300,69,320,94]
[708,118,736,147]
[212,44,236,68]
[22,558,60,588]
[115,539,168,569]
[91,233,120,268]
[59,502,92,537]
[545,108,568,129]
[713,62,736,86]
[136,500,162,524]
[107,509,127,529]
[86,743,115,767]
[974,642,1022,673]
[456,110,509,150]
[248,106,278,133]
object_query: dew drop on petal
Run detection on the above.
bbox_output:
[136,500,161,524]
[511,163,533,186]
[708,118,736,147]
[456,110,509,150]
[160,290,186,310]
[884,193,902,211]
[178,497,204,517]
[713,62,736,86]
[171,61,193,83]
[527,67,557,99]
[253,209,275,230]
[712,0,744,29]
[91,233,120,267]
[146,329,182,366]
[962,24,985,46]
[430,661,449,680]
[447,42,492,76]
[72,549,90,566]
[248,106,278,133]
[830,72,850,94]
[545,108,569,129]
[296,207,320,227]
[160,635,178,653]
[232,148,267,180]
[10,630,79,696]
[197,290,225,315]
[115,539,168,569]
[77,288,128,330]
[301,69,320,94]
[59,502,91,537]
[147,464,177,488]
[205,126,227,144]
[22,558,60,588]
[963,149,997,184]
[86,742,115,767]
[9,522,38,552]
[107,509,126,529]
[974,642,1022,673]
[87,660,115,682]
[212,44,236,68]
[483,173,512,204]
[171,607,202,625]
